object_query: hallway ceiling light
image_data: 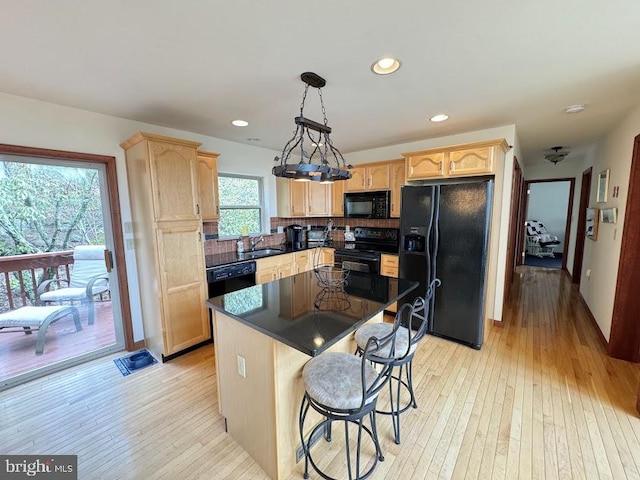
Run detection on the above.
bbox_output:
[544,146,570,165]
[231,119,249,127]
[273,72,352,183]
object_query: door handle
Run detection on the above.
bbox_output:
[104,249,114,273]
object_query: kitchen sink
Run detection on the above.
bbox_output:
[241,248,284,258]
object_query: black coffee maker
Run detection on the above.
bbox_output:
[285,224,304,250]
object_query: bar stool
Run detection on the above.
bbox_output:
[298,316,401,480]
[355,278,439,444]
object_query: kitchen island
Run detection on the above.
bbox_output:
[207,267,417,480]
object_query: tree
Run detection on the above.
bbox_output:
[0,161,104,256]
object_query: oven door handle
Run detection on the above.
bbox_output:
[342,260,374,273]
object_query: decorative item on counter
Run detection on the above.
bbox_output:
[241,225,249,236]
[236,239,244,253]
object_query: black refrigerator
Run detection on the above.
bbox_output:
[398,178,493,349]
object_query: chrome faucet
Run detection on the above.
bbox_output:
[249,236,264,251]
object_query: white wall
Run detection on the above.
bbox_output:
[579,104,640,340]
[0,92,279,342]
[527,181,571,248]
[346,125,519,323]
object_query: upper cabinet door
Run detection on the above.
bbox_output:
[331,179,345,216]
[448,146,494,176]
[289,181,307,217]
[149,140,200,222]
[197,151,220,221]
[307,182,331,216]
[345,167,366,191]
[367,164,390,190]
[389,160,405,217]
[406,152,446,179]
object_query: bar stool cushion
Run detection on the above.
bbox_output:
[355,323,416,359]
[303,352,379,410]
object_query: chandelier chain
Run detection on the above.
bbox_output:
[300,84,310,115]
[318,88,328,126]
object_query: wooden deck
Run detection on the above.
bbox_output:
[0,300,115,381]
[1,267,639,479]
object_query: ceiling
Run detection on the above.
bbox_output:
[2,1,640,166]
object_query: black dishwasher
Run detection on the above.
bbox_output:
[207,261,257,297]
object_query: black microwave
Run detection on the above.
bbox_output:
[344,191,390,219]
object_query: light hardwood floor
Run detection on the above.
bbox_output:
[1,267,639,479]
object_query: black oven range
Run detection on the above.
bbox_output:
[334,226,399,275]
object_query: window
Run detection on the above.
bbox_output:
[218,174,263,236]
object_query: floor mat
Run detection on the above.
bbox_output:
[113,349,158,376]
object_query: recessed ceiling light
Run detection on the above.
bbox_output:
[564,104,586,114]
[371,57,401,75]
[231,119,249,127]
[246,137,261,142]
[430,114,449,122]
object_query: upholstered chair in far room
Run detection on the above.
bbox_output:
[355,278,439,444]
[298,312,401,480]
[37,245,110,325]
[525,220,561,258]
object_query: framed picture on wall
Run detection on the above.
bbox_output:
[596,169,610,202]
[600,207,618,224]
[586,208,599,240]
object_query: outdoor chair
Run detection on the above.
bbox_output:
[37,245,110,325]
[0,305,81,355]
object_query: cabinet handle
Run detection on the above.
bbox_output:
[439,162,444,173]
[450,161,455,171]
[216,205,219,214]
[197,232,202,242]
[196,204,200,215]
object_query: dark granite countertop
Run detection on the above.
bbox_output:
[205,242,347,269]
[206,268,418,356]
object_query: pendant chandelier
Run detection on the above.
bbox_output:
[273,72,352,183]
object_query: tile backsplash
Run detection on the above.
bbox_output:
[203,217,400,255]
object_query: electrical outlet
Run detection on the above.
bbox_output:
[237,355,246,378]
[124,221,134,233]
[125,238,135,250]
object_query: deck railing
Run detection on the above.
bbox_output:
[0,250,74,312]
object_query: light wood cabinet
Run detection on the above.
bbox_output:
[389,159,405,218]
[196,150,220,221]
[345,164,390,192]
[294,250,312,274]
[307,181,331,216]
[156,223,210,354]
[380,254,399,313]
[404,139,509,180]
[345,167,366,191]
[121,132,209,360]
[135,134,201,222]
[276,179,332,217]
[255,253,296,284]
[331,179,345,216]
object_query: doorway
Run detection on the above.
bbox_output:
[0,144,133,389]
[522,179,575,270]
